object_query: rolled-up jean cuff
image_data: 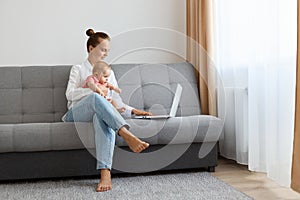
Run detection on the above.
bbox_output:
[116,123,130,133]
[97,163,112,170]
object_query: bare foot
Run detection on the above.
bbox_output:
[118,127,150,153]
[124,135,149,153]
[96,169,112,192]
[117,107,126,113]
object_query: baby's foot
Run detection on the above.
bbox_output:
[117,107,126,113]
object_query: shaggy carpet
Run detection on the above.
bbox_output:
[0,171,253,200]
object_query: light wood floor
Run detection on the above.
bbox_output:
[213,157,300,200]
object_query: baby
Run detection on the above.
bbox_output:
[83,61,122,110]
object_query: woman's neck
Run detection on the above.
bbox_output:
[88,56,97,67]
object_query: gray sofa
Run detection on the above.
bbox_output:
[0,62,222,181]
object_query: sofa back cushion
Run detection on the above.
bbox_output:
[111,62,201,116]
[0,66,71,123]
[0,62,200,124]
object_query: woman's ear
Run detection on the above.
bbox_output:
[88,45,94,52]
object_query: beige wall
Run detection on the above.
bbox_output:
[0,0,186,66]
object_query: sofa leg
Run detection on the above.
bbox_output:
[207,166,215,172]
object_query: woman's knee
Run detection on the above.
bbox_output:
[90,92,99,100]
[93,93,111,108]
[93,93,105,102]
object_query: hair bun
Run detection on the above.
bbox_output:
[86,29,95,37]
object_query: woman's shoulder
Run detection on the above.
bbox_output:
[70,62,87,74]
[71,63,83,70]
[71,60,92,72]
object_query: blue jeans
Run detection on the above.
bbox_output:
[64,93,130,170]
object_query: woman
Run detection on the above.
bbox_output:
[63,29,152,192]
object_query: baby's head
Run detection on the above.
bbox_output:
[93,61,111,83]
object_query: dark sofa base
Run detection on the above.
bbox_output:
[0,143,217,181]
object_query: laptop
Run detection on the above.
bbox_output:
[134,84,183,119]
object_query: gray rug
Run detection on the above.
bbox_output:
[0,172,252,200]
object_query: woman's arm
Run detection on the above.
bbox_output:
[108,70,152,117]
[87,81,105,96]
[66,65,93,103]
[132,109,153,116]
[108,70,134,117]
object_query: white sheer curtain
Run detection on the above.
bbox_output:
[214,0,297,186]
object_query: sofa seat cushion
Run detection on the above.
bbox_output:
[0,123,88,153]
[117,115,222,146]
[0,115,222,153]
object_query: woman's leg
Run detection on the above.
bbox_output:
[118,127,149,153]
[92,94,129,131]
[66,93,149,153]
[65,93,149,192]
[66,93,128,129]
[93,114,116,170]
[97,169,111,192]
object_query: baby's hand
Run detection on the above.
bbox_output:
[114,87,121,94]
[96,90,105,97]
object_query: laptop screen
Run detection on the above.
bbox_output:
[169,84,183,117]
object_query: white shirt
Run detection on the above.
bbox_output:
[64,59,134,120]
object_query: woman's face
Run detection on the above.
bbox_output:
[89,39,111,62]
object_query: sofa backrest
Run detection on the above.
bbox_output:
[0,62,201,124]
[0,66,71,124]
[111,62,201,116]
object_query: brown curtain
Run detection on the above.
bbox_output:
[186,0,216,116]
[292,0,300,193]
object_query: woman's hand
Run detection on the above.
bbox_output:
[132,109,153,116]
